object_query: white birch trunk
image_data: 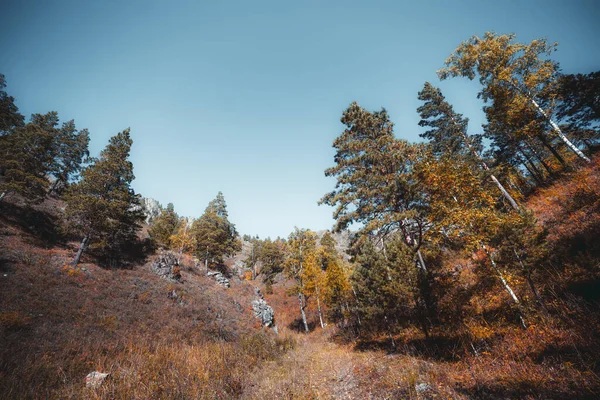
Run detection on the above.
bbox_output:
[530,98,590,162]
[316,287,325,329]
[417,249,428,272]
[451,116,520,211]
[298,293,309,333]
[486,248,527,329]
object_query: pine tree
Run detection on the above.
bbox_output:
[0,113,57,203]
[555,71,600,149]
[64,128,143,267]
[149,203,180,249]
[0,112,90,203]
[258,238,285,289]
[351,236,418,346]
[417,82,520,210]
[0,73,24,135]
[191,192,240,272]
[48,120,90,195]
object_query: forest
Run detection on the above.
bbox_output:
[1,32,600,399]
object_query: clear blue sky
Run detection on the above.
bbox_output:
[1,0,599,238]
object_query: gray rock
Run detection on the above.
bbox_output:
[207,270,230,287]
[251,298,275,327]
[85,371,109,389]
[141,197,162,224]
[415,383,432,394]
[151,251,181,281]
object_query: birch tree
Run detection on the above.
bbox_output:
[284,227,317,333]
[438,32,590,163]
[417,82,520,210]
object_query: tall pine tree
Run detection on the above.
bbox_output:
[64,128,143,267]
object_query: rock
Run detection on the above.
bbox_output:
[207,270,230,288]
[415,383,432,394]
[85,371,109,389]
[151,251,181,281]
[251,298,275,327]
[141,197,162,223]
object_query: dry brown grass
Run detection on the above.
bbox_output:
[0,211,294,399]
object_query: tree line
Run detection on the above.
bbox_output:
[312,32,599,342]
[0,73,240,270]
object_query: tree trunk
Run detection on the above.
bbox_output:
[205,247,209,275]
[519,148,545,183]
[316,287,325,329]
[522,162,542,185]
[525,138,555,177]
[298,293,309,333]
[538,134,568,169]
[513,249,548,314]
[452,116,520,211]
[485,248,527,329]
[530,98,591,162]
[490,174,520,211]
[71,234,90,267]
[417,249,428,272]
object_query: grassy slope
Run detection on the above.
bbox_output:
[1,157,599,399]
[0,204,293,399]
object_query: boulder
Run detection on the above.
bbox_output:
[251,298,275,327]
[415,383,432,394]
[151,251,181,281]
[85,371,109,389]
[207,270,230,288]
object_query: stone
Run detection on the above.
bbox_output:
[151,251,181,281]
[85,371,109,389]
[207,270,230,288]
[141,197,162,224]
[251,298,275,327]
[415,383,432,394]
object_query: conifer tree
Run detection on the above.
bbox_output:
[417,82,520,210]
[149,203,179,249]
[64,128,143,267]
[351,236,418,345]
[323,256,351,321]
[0,73,24,135]
[0,113,57,203]
[48,120,90,194]
[191,192,240,272]
[0,111,90,203]
[258,238,285,290]
[555,71,600,148]
[438,32,590,162]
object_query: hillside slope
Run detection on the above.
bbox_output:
[0,205,291,399]
[1,157,600,399]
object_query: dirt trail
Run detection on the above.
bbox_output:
[243,331,366,399]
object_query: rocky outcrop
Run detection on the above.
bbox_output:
[251,288,275,329]
[207,270,230,288]
[141,197,162,223]
[151,251,181,281]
